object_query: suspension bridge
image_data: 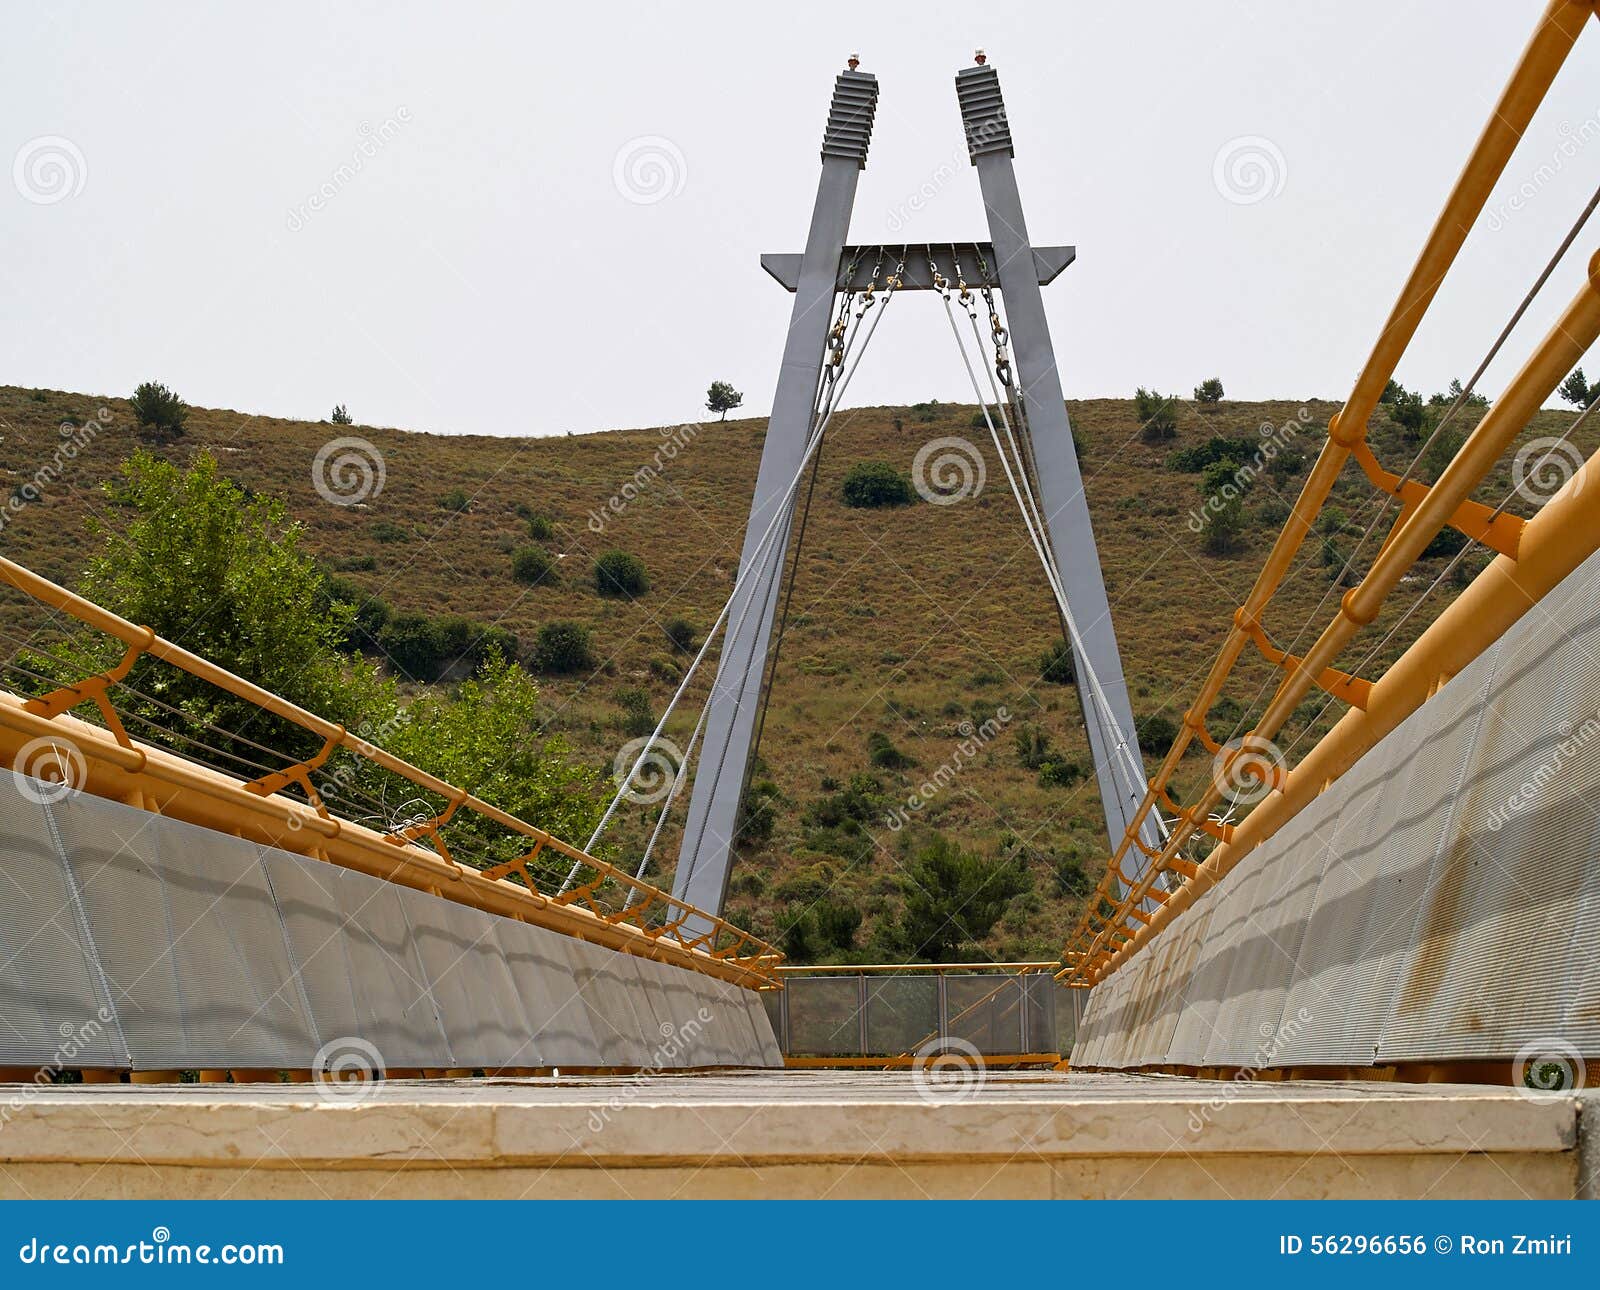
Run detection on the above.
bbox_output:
[2,0,1600,1199]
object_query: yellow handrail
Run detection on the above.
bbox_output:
[1062,0,1599,984]
[0,554,782,987]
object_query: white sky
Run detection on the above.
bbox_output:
[4,1,1598,436]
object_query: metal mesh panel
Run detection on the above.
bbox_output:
[863,975,938,1054]
[49,792,187,1069]
[1189,848,1271,1066]
[0,792,125,1067]
[1380,575,1600,1060]
[945,975,1020,1053]
[334,870,451,1068]
[1153,886,1218,1065]
[1281,659,1497,1065]
[494,918,599,1067]
[1205,803,1335,1066]
[256,847,360,1051]
[153,819,319,1068]
[786,975,861,1056]
[1053,982,1084,1056]
[405,892,527,1069]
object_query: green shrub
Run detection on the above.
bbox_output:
[1194,377,1225,404]
[663,617,697,653]
[1038,639,1075,685]
[1167,435,1258,473]
[885,835,1032,961]
[867,730,915,770]
[1135,713,1179,756]
[593,549,649,597]
[842,460,915,508]
[1037,759,1084,788]
[511,544,557,586]
[371,520,410,543]
[526,512,556,540]
[531,621,595,674]
[612,686,656,738]
[438,488,471,513]
[333,554,376,572]
[1052,854,1093,898]
[813,898,862,952]
[738,779,782,844]
[378,612,446,680]
[1014,724,1053,771]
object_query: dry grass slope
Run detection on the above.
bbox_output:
[0,383,1584,960]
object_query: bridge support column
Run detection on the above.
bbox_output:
[956,62,1158,863]
[672,66,879,924]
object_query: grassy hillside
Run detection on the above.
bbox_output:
[0,382,1585,960]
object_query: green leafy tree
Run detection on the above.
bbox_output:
[705,380,744,421]
[1389,388,1432,441]
[374,651,606,880]
[1134,387,1177,442]
[1198,460,1247,554]
[1193,377,1225,404]
[331,404,353,425]
[887,835,1032,961]
[29,451,393,765]
[129,381,188,443]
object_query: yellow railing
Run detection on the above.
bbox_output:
[1062,0,1600,986]
[0,554,782,988]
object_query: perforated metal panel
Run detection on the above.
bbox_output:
[0,782,781,1072]
[1073,545,1600,1071]
[258,847,362,1051]
[786,975,860,1055]
[947,975,1021,1053]
[864,975,938,1054]
[0,790,125,1067]
[1205,804,1335,1066]
[1380,571,1600,1061]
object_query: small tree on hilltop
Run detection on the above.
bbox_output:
[331,404,353,425]
[706,380,743,421]
[1194,377,1225,404]
[1134,387,1177,442]
[129,381,188,444]
[1559,367,1596,409]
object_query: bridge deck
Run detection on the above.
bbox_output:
[2,1072,1592,1200]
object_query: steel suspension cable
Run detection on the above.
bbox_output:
[567,262,904,886]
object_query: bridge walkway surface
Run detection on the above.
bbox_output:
[1,1072,1595,1200]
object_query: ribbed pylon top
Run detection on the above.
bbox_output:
[956,64,1013,162]
[821,69,879,169]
